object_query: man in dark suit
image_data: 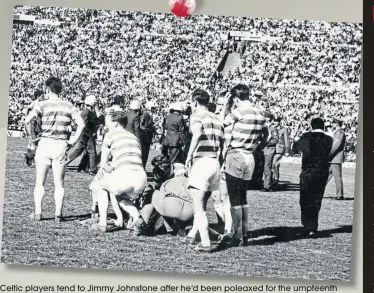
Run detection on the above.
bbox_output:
[140,103,154,168]
[162,102,185,164]
[67,95,99,175]
[272,117,290,187]
[261,112,279,192]
[327,117,346,200]
[125,99,142,143]
[292,118,333,236]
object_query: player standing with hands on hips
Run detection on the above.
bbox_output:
[25,77,85,222]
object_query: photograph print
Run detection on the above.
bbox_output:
[1,5,362,281]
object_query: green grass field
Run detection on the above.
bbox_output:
[1,137,356,281]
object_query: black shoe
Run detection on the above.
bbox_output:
[261,188,271,192]
[230,237,242,247]
[335,196,345,200]
[25,154,31,167]
[242,236,249,246]
[299,229,317,238]
[89,171,97,176]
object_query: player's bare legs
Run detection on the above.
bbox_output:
[51,161,67,220]
[96,186,109,230]
[108,192,124,227]
[33,159,49,219]
[221,186,233,234]
[189,187,211,248]
[119,198,140,228]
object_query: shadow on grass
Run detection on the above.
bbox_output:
[274,181,300,192]
[323,196,354,201]
[41,213,92,222]
[246,225,352,246]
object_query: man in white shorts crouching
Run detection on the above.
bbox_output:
[94,111,147,232]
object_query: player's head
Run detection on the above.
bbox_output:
[106,111,128,130]
[311,117,325,131]
[151,155,172,189]
[191,89,210,112]
[45,77,62,96]
[207,102,216,113]
[215,92,227,114]
[231,84,250,105]
[33,90,44,101]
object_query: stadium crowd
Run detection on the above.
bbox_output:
[13,5,362,46]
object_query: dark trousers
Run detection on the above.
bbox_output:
[141,143,151,168]
[250,150,264,189]
[272,153,284,182]
[263,150,276,189]
[299,168,329,232]
[67,134,97,172]
[327,163,344,198]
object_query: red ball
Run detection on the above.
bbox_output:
[169,0,196,17]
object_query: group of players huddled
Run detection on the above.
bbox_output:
[24,76,340,253]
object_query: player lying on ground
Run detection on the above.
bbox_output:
[89,154,224,241]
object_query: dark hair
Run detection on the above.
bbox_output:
[107,111,128,128]
[151,155,172,187]
[45,77,63,95]
[311,118,325,130]
[111,95,123,106]
[333,120,343,127]
[231,84,249,101]
[207,102,217,113]
[191,89,210,106]
[33,90,43,100]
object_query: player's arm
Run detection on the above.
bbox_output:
[100,135,111,168]
[219,92,231,122]
[185,117,202,167]
[24,104,40,143]
[222,124,233,163]
[69,107,85,146]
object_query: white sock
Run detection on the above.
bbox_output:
[54,187,65,217]
[223,196,233,233]
[119,201,139,221]
[214,202,225,222]
[34,185,45,215]
[197,212,210,247]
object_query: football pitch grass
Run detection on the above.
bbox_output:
[1,137,356,280]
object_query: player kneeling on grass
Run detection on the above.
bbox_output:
[93,111,147,233]
[133,166,224,240]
